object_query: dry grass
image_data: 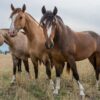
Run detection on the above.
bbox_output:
[0,54,100,100]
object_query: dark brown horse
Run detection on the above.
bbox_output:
[40,6,100,96]
[0,29,31,83]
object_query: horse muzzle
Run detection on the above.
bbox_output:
[45,40,54,49]
[8,30,17,37]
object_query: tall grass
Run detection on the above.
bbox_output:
[0,54,100,100]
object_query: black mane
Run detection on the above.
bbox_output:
[56,15,63,23]
[40,10,64,25]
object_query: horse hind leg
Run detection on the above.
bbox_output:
[95,54,100,89]
[89,53,100,89]
[67,56,85,98]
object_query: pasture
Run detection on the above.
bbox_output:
[0,53,100,100]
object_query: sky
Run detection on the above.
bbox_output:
[0,0,100,51]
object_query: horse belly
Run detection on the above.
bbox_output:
[75,47,95,61]
[11,48,29,60]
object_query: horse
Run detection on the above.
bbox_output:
[8,4,55,88]
[40,6,100,97]
[0,33,4,46]
[0,29,31,83]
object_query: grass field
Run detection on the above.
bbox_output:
[0,53,100,100]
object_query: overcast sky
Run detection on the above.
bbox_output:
[0,0,100,51]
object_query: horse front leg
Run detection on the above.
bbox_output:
[67,56,85,98]
[45,59,55,90]
[31,56,38,79]
[11,55,18,84]
[18,59,22,73]
[53,64,62,95]
[42,54,54,90]
[23,59,31,80]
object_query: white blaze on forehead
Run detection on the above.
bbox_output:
[10,13,18,32]
[47,25,52,38]
[43,19,46,24]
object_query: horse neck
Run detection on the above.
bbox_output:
[24,14,45,43]
[0,29,13,47]
[54,22,74,47]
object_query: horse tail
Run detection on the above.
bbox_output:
[66,63,70,74]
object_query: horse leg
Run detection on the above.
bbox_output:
[11,55,18,84]
[31,56,38,79]
[44,59,54,89]
[42,53,54,89]
[60,63,64,75]
[53,64,62,95]
[96,68,99,88]
[17,59,22,82]
[95,54,100,89]
[67,56,85,97]
[89,53,100,89]
[89,55,98,84]
[67,62,74,81]
[23,59,31,79]
[18,59,22,72]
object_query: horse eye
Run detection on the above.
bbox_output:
[19,16,22,20]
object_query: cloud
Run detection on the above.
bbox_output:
[0,0,100,51]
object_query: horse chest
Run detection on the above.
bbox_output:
[50,49,66,63]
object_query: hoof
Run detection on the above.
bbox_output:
[80,91,85,100]
[80,90,85,96]
[96,83,99,90]
[10,80,16,85]
[80,95,85,100]
[27,75,32,81]
[50,84,54,90]
[53,89,59,95]
[50,80,54,90]
[26,73,32,80]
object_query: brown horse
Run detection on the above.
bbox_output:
[0,29,31,83]
[8,4,55,88]
[40,6,100,96]
[0,34,4,46]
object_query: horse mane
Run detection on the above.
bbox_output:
[55,15,66,29]
[56,15,63,23]
[26,12,39,25]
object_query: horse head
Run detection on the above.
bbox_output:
[40,6,58,49]
[9,4,26,37]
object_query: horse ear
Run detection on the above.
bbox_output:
[42,6,46,15]
[22,4,26,12]
[11,4,15,11]
[53,7,58,16]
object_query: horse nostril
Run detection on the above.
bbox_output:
[45,42,51,49]
[45,42,49,49]
[50,42,54,48]
[8,31,15,37]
